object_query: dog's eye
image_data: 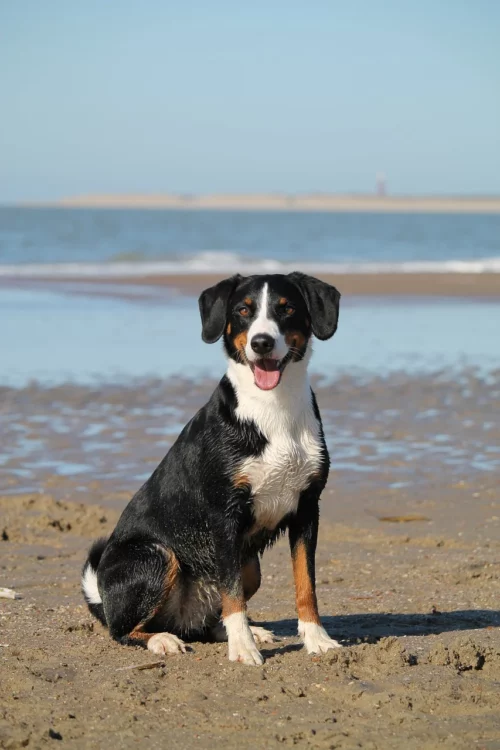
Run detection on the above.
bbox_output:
[238,306,250,317]
[285,305,295,316]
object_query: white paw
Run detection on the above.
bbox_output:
[225,612,264,666]
[228,639,264,666]
[249,625,275,644]
[298,621,341,654]
[147,632,187,655]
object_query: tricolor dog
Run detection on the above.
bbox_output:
[82,272,341,665]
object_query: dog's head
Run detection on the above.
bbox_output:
[199,273,340,391]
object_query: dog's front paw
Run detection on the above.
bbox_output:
[225,613,264,666]
[228,639,264,666]
[298,621,341,654]
[147,633,187,655]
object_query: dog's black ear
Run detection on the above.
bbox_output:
[288,272,341,340]
[198,275,243,343]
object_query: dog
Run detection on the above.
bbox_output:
[82,272,341,665]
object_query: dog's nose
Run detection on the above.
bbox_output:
[251,333,275,355]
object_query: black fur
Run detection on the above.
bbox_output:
[288,271,340,340]
[199,274,242,343]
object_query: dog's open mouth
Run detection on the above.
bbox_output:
[251,357,289,391]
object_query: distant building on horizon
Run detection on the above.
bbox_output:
[376,172,387,197]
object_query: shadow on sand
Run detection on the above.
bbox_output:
[260,609,500,645]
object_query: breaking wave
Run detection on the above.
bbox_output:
[1,251,500,277]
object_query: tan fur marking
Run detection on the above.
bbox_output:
[233,472,250,489]
[244,297,253,306]
[285,330,307,351]
[242,559,261,601]
[292,541,320,624]
[279,297,287,305]
[226,323,232,335]
[128,628,153,644]
[221,592,245,618]
[164,551,180,595]
[233,331,248,351]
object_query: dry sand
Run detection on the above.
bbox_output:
[1,374,500,749]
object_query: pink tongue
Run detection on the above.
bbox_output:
[254,360,281,391]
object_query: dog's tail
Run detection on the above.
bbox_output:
[81,537,108,627]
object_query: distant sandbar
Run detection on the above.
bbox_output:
[27,193,500,214]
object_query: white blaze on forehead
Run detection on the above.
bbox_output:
[245,283,288,361]
[248,283,278,339]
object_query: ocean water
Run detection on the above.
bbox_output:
[1,207,500,275]
[1,207,499,386]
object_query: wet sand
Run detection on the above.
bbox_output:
[110,271,500,299]
[1,372,500,748]
[3,271,500,299]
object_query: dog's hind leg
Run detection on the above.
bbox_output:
[100,542,187,655]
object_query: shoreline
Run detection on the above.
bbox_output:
[17,193,500,213]
[2,271,500,299]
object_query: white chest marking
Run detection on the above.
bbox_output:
[227,356,323,530]
[240,418,322,529]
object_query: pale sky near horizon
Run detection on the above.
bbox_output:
[1,1,499,202]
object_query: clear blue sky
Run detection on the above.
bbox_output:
[1,1,499,201]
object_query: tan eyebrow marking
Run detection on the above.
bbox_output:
[279,297,287,305]
[244,297,253,306]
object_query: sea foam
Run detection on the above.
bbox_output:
[1,252,500,277]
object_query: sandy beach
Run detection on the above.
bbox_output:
[1,372,499,749]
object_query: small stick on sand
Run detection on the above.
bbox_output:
[377,514,431,523]
[115,661,166,672]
